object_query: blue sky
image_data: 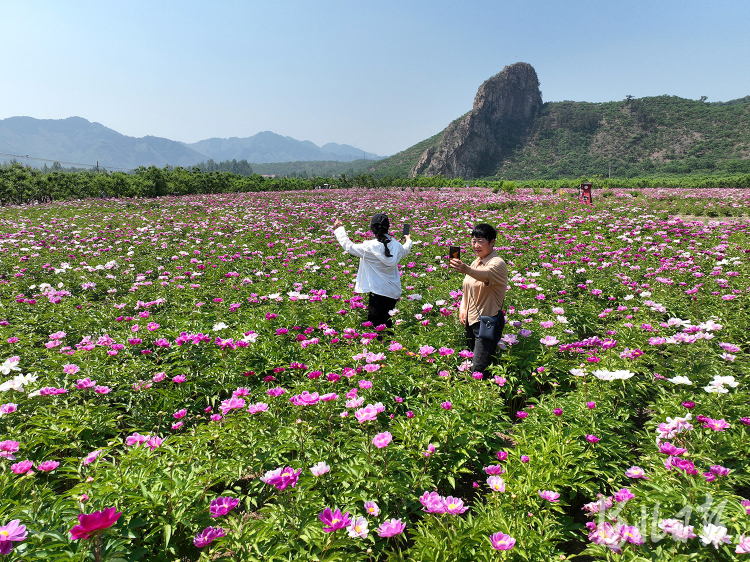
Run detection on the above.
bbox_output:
[2,0,748,156]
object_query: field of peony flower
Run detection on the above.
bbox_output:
[0,187,749,561]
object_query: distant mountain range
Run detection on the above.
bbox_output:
[0,116,383,170]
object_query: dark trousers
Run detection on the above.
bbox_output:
[368,293,398,331]
[465,311,505,375]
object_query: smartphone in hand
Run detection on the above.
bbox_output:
[402,223,410,236]
[449,245,461,261]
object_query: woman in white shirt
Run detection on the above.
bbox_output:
[332,213,412,332]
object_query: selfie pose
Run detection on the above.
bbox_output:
[333,213,412,332]
[449,223,508,375]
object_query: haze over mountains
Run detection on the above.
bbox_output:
[0,116,383,170]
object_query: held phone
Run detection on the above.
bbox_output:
[402,223,410,236]
[449,246,461,261]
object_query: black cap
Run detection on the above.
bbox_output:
[370,213,389,231]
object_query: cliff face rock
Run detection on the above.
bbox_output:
[410,62,542,179]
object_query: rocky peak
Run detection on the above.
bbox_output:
[409,62,542,179]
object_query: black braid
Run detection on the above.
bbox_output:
[372,225,392,257]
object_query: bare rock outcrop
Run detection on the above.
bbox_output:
[409,62,542,179]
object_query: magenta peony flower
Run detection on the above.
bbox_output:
[377,518,406,537]
[319,508,351,532]
[126,433,149,446]
[586,434,600,443]
[37,460,60,472]
[260,467,301,490]
[420,491,447,514]
[0,519,27,554]
[0,403,17,415]
[209,496,239,518]
[441,401,452,410]
[0,440,20,461]
[69,507,122,540]
[173,408,187,419]
[11,460,33,474]
[75,378,96,389]
[489,531,516,550]
[484,464,505,475]
[613,488,635,503]
[553,408,563,416]
[220,397,246,415]
[194,526,226,548]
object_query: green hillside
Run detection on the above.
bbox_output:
[365,95,750,179]
[362,131,446,177]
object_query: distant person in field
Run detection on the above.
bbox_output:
[449,223,508,375]
[332,213,412,333]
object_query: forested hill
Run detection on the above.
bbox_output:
[366,95,750,179]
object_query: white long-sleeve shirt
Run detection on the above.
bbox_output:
[334,226,413,300]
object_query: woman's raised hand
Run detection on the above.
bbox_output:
[332,219,343,229]
[449,258,467,274]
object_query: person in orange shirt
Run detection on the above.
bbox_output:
[449,223,508,375]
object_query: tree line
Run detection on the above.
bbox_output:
[1,163,750,206]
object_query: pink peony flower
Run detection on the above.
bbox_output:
[487,475,506,492]
[372,432,392,449]
[377,518,406,537]
[82,450,102,465]
[624,466,648,479]
[490,531,516,550]
[355,404,379,423]
[0,519,28,554]
[364,501,380,516]
[538,490,560,502]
